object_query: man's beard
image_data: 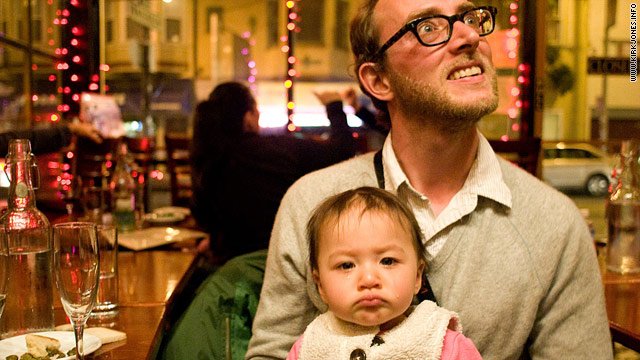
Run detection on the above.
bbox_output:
[387,60,499,134]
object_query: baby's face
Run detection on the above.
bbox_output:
[313,209,423,329]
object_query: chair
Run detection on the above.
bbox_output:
[489,137,542,177]
[74,137,120,181]
[157,250,267,360]
[165,133,192,207]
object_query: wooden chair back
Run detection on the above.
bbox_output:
[75,136,120,183]
[489,137,542,178]
[165,133,192,207]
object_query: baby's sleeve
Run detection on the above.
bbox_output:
[441,329,483,360]
[285,334,305,360]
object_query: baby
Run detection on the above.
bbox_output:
[286,187,481,360]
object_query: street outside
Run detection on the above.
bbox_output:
[566,190,639,360]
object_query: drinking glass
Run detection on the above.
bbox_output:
[53,222,100,359]
[0,233,8,320]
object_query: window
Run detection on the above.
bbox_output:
[166,19,181,43]
[334,1,349,49]
[32,20,42,42]
[267,0,278,47]
[206,7,223,34]
[17,20,25,41]
[106,20,113,43]
[297,0,324,44]
[127,18,149,43]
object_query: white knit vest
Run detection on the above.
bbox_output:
[299,301,461,360]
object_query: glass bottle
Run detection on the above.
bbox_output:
[111,142,136,232]
[0,139,54,337]
[606,140,640,274]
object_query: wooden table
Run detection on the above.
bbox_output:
[54,249,202,359]
[602,268,640,352]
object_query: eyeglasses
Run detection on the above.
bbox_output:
[373,6,498,60]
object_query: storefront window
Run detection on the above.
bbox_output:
[0,45,27,131]
[0,0,64,130]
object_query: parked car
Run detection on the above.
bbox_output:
[542,142,616,196]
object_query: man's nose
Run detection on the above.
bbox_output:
[448,20,481,53]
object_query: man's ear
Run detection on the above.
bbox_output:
[358,62,393,102]
[312,269,328,303]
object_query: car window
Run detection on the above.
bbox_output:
[543,149,556,159]
[557,149,598,159]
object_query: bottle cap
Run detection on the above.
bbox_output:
[6,139,32,162]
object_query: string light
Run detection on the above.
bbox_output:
[503,0,522,141]
[238,31,258,85]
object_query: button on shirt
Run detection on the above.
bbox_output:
[381,130,512,260]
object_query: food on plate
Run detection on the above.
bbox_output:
[25,334,64,358]
[3,334,74,360]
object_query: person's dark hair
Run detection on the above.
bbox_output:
[349,0,390,123]
[307,186,425,271]
[191,81,256,169]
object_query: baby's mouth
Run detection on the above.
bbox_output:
[448,65,483,80]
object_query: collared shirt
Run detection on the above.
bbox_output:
[381,129,512,260]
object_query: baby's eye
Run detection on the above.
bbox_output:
[338,262,354,270]
[380,257,397,266]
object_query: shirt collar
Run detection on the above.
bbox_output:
[381,129,512,208]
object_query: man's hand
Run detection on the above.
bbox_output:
[342,87,361,111]
[68,122,103,143]
[313,90,343,105]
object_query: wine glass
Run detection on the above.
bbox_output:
[53,222,100,360]
[58,173,83,217]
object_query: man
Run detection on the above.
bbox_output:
[246,0,613,359]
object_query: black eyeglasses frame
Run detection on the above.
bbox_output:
[372,6,498,61]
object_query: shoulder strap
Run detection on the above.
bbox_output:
[374,149,385,189]
[372,149,438,305]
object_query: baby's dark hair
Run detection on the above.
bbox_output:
[307,186,426,271]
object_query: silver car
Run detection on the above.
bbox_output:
[542,142,616,196]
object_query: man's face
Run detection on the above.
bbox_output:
[374,0,498,131]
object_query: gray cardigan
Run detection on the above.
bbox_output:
[247,151,613,360]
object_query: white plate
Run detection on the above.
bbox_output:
[0,331,102,359]
[144,212,186,224]
[144,206,191,224]
[118,226,208,251]
[154,206,190,216]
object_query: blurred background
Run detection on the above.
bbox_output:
[0,0,637,231]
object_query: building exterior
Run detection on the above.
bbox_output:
[0,0,568,140]
[544,0,639,141]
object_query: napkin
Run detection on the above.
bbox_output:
[54,325,127,344]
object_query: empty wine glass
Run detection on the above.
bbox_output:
[53,222,100,360]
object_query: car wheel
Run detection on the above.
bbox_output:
[586,174,609,196]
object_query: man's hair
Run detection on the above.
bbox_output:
[307,187,426,271]
[349,0,390,122]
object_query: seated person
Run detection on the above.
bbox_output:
[190,81,355,263]
[246,0,611,358]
